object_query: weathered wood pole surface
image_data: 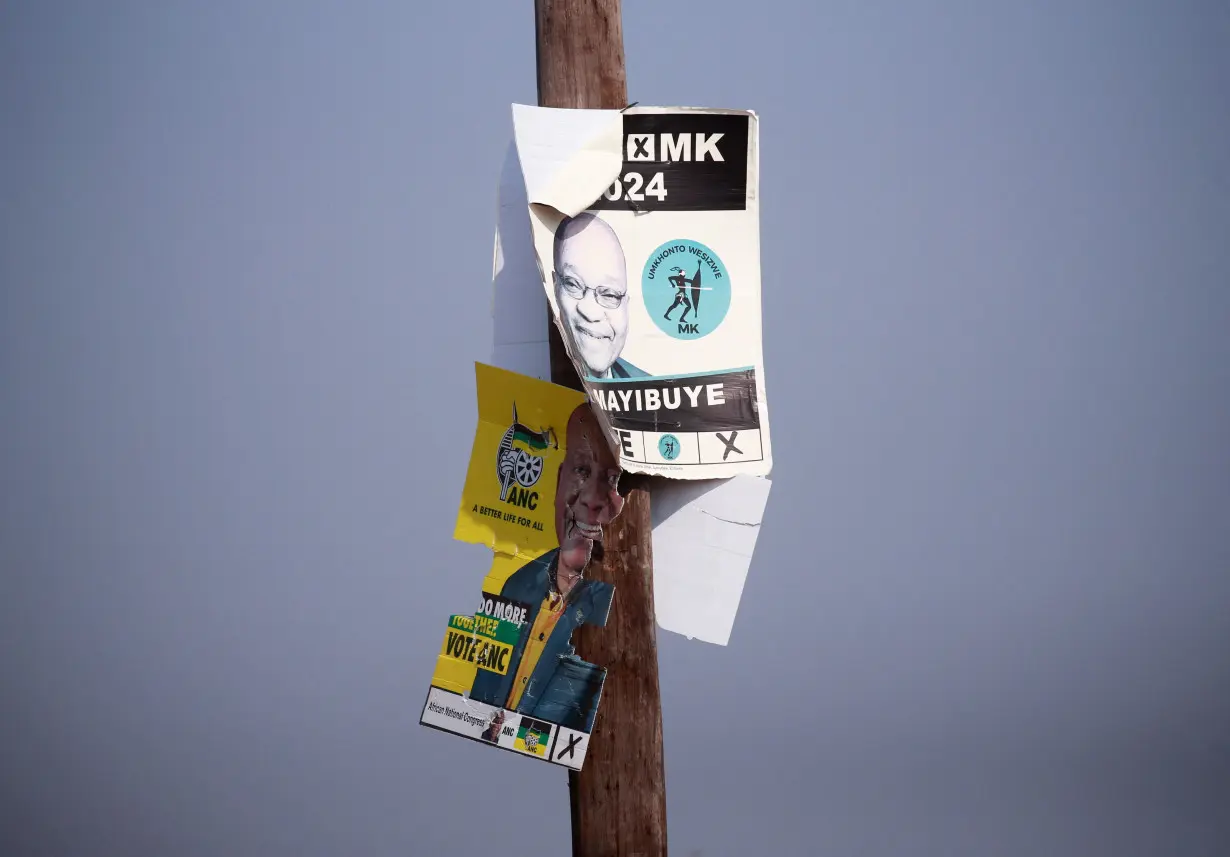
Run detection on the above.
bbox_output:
[534,2,668,855]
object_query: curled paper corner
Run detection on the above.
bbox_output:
[511,103,624,219]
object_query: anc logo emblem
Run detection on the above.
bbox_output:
[496,404,557,501]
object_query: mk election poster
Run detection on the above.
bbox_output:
[513,105,773,480]
[420,363,627,770]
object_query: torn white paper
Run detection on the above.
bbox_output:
[512,103,773,480]
[511,104,624,219]
[487,123,772,646]
[491,143,550,381]
[650,475,771,646]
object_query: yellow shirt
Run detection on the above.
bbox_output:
[506,591,567,711]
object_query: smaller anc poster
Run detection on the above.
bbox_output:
[420,363,627,770]
[512,104,773,480]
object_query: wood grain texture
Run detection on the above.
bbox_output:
[536,0,628,111]
[568,490,666,857]
[536,2,668,855]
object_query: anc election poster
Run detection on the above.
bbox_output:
[513,104,773,480]
[420,363,626,771]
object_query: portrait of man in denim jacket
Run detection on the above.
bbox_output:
[469,403,624,732]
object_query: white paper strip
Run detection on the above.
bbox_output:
[650,475,771,645]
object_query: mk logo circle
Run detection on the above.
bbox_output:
[658,434,682,460]
[641,239,731,341]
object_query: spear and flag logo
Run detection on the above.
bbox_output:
[643,238,731,340]
[664,262,703,324]
[497,404,556,501]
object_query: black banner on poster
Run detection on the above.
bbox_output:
[589,113,750,212]
[587,368,760,435]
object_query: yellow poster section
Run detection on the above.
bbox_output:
[433,364,586,698]
[514,721,550,757]
[431,614,478,695]
[453,363,587,562]
[429,555,528,695]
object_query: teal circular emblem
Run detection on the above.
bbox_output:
[642,239,731,340]
[658,434,681,460]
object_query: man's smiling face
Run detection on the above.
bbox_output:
[555,405,625,576]
[553,214,629,378]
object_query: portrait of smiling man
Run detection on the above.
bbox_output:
[467,402,625,732]
[552,212,648,379]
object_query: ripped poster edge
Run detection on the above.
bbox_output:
[421,363,627,770]
[511,103,773,480]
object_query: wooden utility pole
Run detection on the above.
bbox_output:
[535,2,668,856]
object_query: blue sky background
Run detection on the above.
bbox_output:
[2,2,1228,855]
